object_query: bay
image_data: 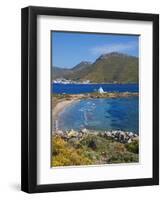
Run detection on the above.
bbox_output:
[53,83,139,134]
[57,97,139,134]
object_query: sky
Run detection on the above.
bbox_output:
[52,31,139,69]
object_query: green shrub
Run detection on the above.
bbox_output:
[51,134,139,166]
[125,140,139,154]
[107,152,138,163]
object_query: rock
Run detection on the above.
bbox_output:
[106,131,112,137]
[132,136,139,141]
[67,129,77,138]
[54,129,139,145]
[57,130,64,135]
[81,128,88,134]
[119,133,125,142]
[127,138,132,143]
[128,132,134,137]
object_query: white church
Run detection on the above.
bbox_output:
[98,87,106,93]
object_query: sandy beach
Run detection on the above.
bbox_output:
[52,98,78,121]
[52,95,84,133]
[52,92,138,132]
[52,92,138,120]
[52,94,86,116]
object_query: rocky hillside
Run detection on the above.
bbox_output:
[52,52,138,83]
[52,130,139,167]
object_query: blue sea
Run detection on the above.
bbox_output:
[53,84,139,134]
[52,83,138,94]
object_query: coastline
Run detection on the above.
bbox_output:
[52,92,138,132]
[51,92,139,166]
[52,98,79,122]
[52,92,138,117]
[52,94,87,128]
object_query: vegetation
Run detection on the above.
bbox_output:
[125,140,139,154]
[51,135,92,166]
[52,133,139,167]
[52,52,138,83]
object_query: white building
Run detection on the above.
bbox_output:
[98,87,105,93]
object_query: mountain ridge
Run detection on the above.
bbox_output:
[52,52,138,83]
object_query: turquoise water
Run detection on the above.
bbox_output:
[57,97,139,134]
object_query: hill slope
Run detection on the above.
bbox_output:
[52,52,138,83]
[52,66,71,79]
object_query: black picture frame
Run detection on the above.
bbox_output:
[21,6,159,193]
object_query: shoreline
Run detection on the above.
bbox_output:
[52,92,138,132]
[53,128,139,143]
[52,94,87,128]
[52,98,79,122]
[53,82,138,85]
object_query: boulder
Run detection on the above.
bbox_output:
[67,129,77,138]
[81,128,88,134]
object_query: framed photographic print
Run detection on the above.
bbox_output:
[21,6,159,193]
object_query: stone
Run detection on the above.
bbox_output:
[81,128,88,134]
[67,129,77,138]
[127,138,132,143]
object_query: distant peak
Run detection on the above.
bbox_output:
[78,61,92,65]
[106,52,125,56]
[97,52,130,61]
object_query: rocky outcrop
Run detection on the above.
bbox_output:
[53,129,138,144]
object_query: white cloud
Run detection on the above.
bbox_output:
[91,41,138,55]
